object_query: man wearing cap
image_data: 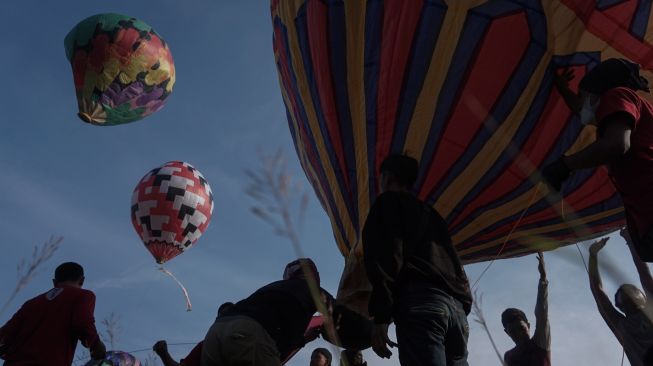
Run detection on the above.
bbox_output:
[363,154,473,365]
[501,252,550,366]
[0,262,106,365]
[544,58,653,261]
[200,258,341,366]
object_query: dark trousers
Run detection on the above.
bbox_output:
[394,286,469,366]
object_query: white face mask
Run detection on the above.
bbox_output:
[579,94,600,125]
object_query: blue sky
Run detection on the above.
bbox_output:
[0,1,646,365]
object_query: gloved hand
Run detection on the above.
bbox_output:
[541,157,571,192]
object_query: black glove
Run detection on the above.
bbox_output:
[541,157,571,192]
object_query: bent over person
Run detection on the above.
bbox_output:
[0,262,106,365]
[589,233,653,366]
[200,258,343,366]
[363,154,473,366]
[501,252,550,366]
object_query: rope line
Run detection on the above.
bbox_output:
[472,184,542,289]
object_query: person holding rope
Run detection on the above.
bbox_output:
[0,262,106,365]
[200,258,342,366]
[588,232,653,366]
[543,58,653,261]
[501,252,550,366]
[362,154,472,365]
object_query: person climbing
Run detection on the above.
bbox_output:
[545,58,653,261]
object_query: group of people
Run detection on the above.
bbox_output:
[2,57,653,366]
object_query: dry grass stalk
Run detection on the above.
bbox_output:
[0,236,63,316]
[101,312,121,350]
[472,290,506,366]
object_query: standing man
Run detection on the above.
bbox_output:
[501,252,550,366]
[543,58,653,261]
[589,234,653,366]
[200,258,341,366]
[0,262,106,365]
[363,154,473,365]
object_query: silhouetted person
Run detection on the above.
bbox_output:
[154,302,235,366]
[200,258,342,366]
[310,347,332,366]
[340,349,366,366]
[0,262,106,365]
[544,58,653,261]
[363,154,473,365]
[589,232,653,366]
[501,252,550,366]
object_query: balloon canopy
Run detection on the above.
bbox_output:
[64,13,175,125]
[83,351,140,366]
[131,161,214,264]
[271,0,653,309]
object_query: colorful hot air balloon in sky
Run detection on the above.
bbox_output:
[131,161,214,264]
[64,13,175,125]
[271,0,653,308]
[84,351,140,366]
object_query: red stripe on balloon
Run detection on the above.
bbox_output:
[307,0,352,196]
[375,0,423,172]
[419,11,531,199]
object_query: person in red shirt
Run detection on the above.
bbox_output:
[0,262,106,365]
[543,58,653,261]
[501,253,550,366]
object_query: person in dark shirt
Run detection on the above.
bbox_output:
[153,302,235,366]
[200,258,339,366]
[589,231,653,366]
[0,262,106,366]
[501,252,550,366]
[310,347,332,366]
[544,58,653,261]
[363,154,473,365]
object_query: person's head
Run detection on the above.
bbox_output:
[578,58,650,125]
[53,262,85,288]
[379,154,419,193]
[283,258,320,285]
[615,284,647,316]
[217,302,234,317]
[341,349,364,365]
[501,308,530,344]
[310,348,332,366]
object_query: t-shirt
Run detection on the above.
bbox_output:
[504,339,551,366]
[616,310,653,366]
[596,87,653,247]
[0,286,99,366]
[180,341,203,366]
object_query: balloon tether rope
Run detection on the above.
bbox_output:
[472,184,541,289]
[158,266,192,311]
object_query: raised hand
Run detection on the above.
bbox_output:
[537,252,546,281]
[589,238,609,256]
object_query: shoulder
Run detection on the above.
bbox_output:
[604,87,641,101]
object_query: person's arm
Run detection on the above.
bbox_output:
[72,291,105,359]
[620,228,653,297]
[153,340,180,366]
[532,252,550,351]
[362,194,402,358]
[563,116,632,170]
[588,239,625,338]
[0,305,25,357]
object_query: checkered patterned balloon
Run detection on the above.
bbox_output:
[131,161,214,264]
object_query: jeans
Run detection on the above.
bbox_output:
[394,286,470,366]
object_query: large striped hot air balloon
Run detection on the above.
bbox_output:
[271,0,653,310]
